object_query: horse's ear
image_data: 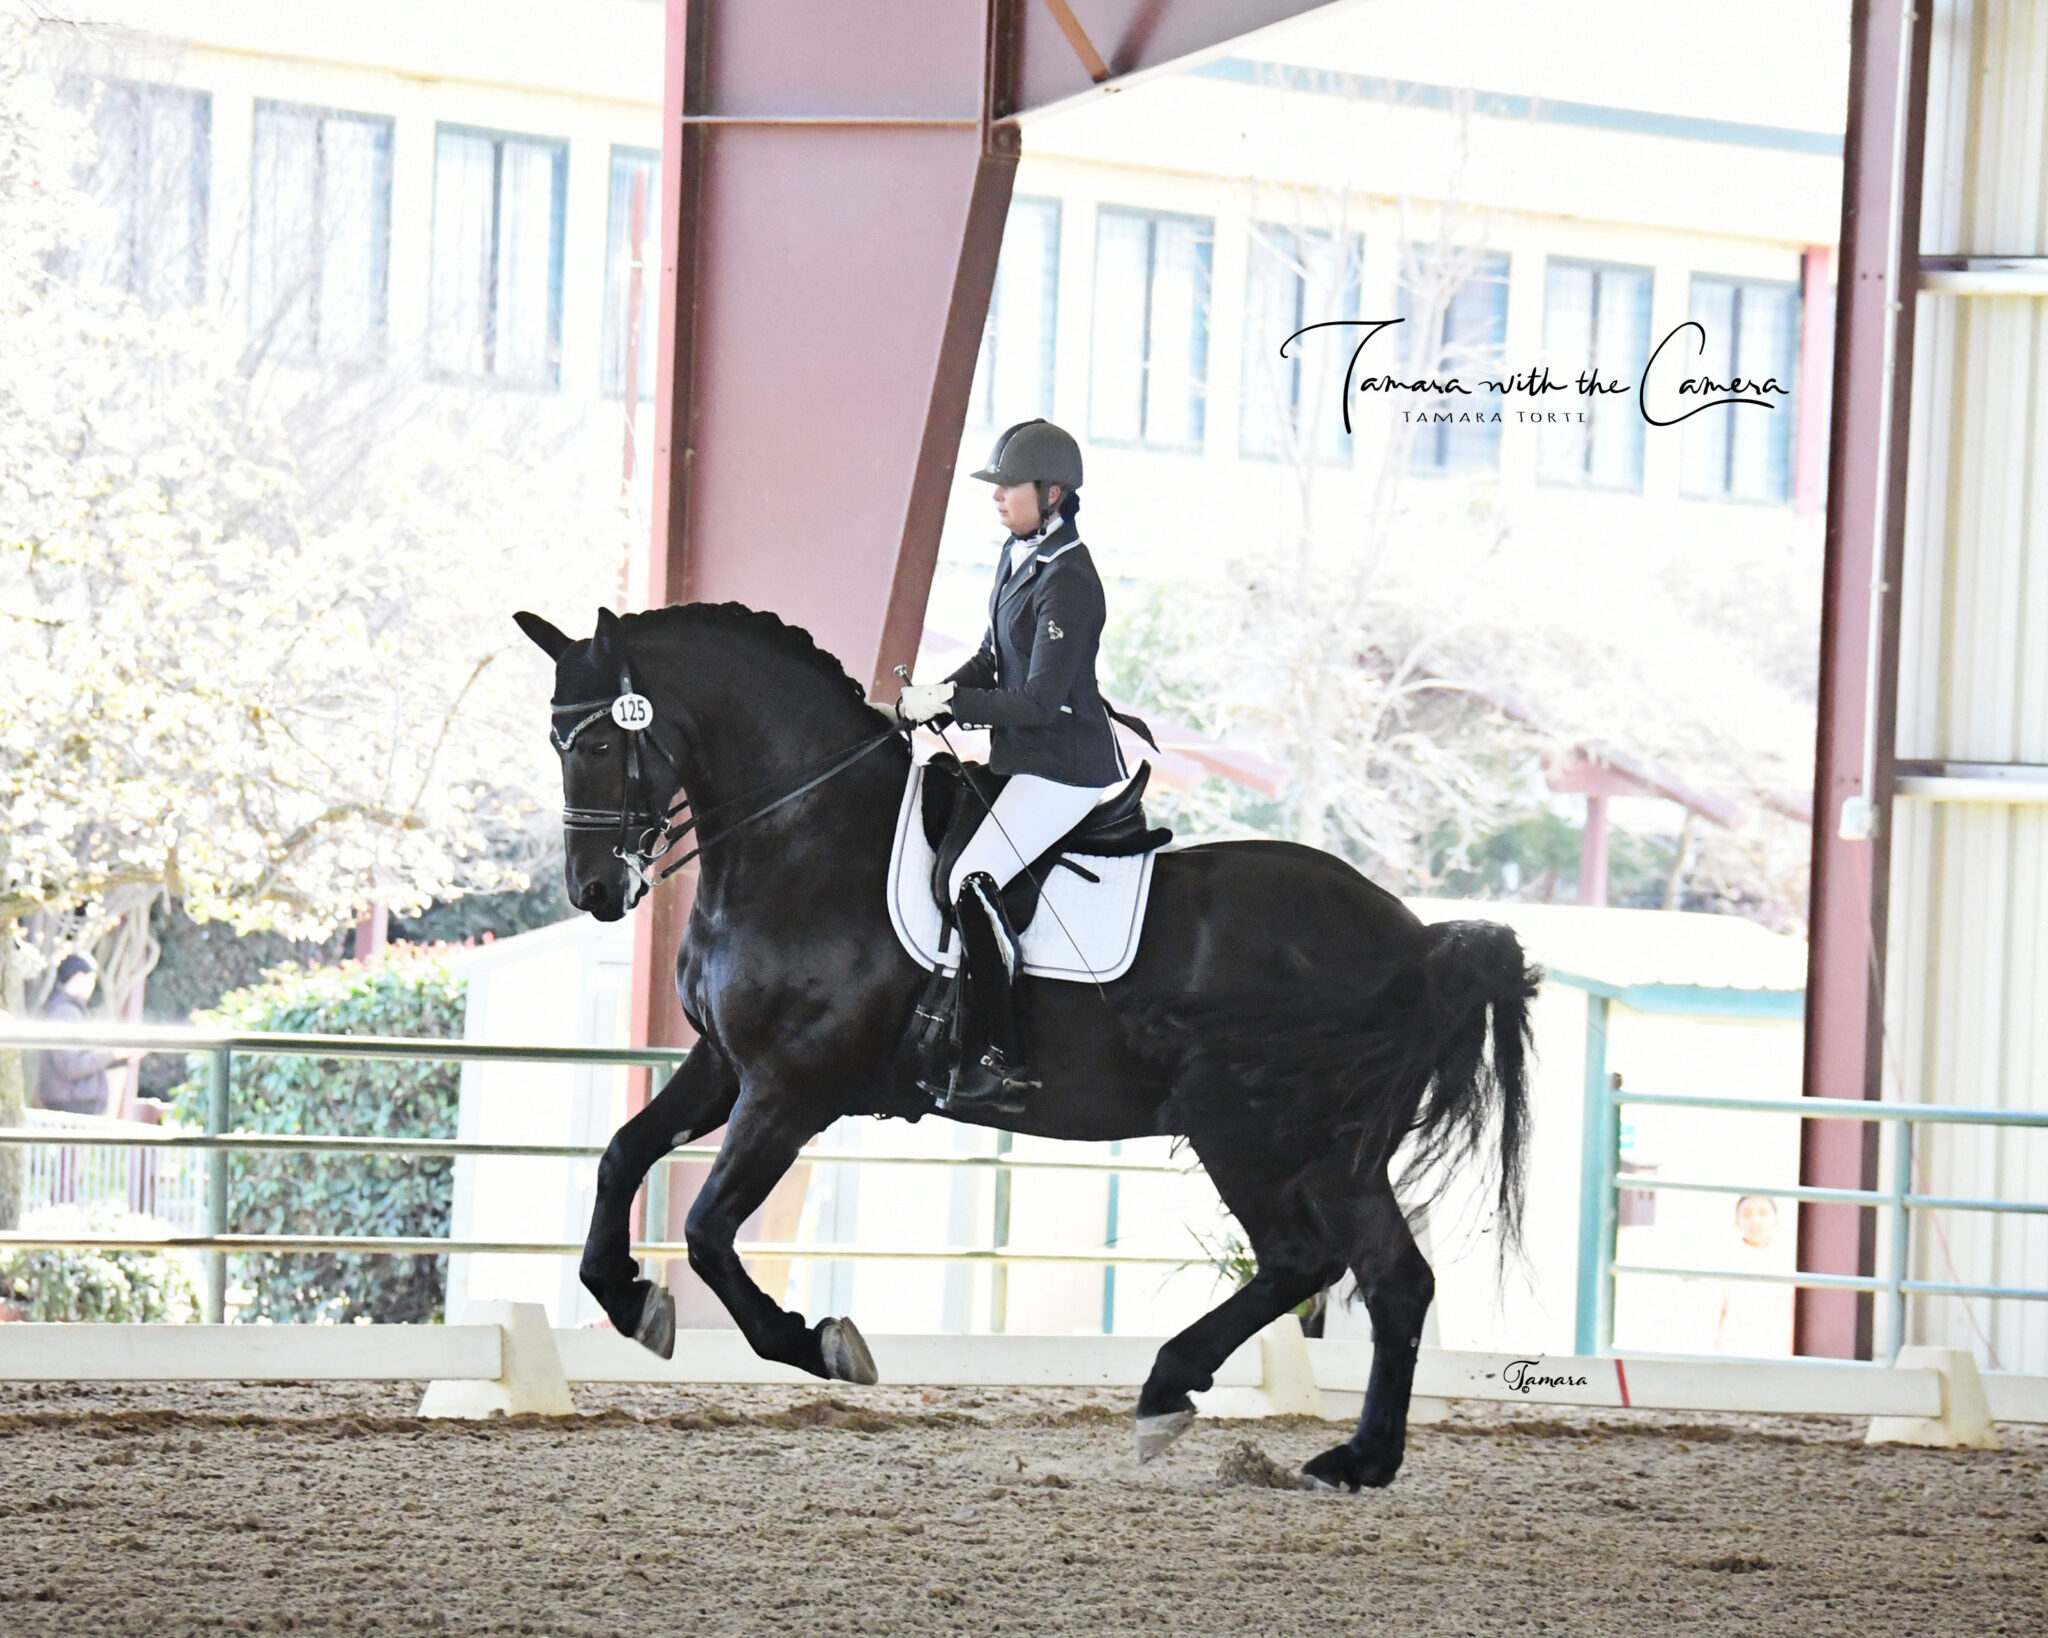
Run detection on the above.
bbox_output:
[592,605,623,663]
[513,611,574,660]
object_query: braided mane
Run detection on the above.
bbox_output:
[633,601,872,707]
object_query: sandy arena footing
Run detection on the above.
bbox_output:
[0,1380,2042,1636]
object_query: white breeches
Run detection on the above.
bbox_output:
[946,773,1117,901]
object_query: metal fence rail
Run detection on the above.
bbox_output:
[0,1022,1208,1323]
[0,1231,1195,1265]
[1579,1084,2048,1359]
[16,1109,209,1234]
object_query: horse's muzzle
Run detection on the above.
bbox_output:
[574,879,627,922]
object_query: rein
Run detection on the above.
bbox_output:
[552,667,902,900]
[649,726,902,881]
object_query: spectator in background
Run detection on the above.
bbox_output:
[35,954,134,1116]
[1732,1193,1780,1252]
[1713,1194,1791,1355]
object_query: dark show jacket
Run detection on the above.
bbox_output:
[946,514,1128,788]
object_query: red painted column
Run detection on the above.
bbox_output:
[1578,795,1609,908]
[652,3,1019,699]
[1794,246,1835,520]
[631,1,1345,1064]
[625,3,1344,1284]
[1797,0,1931,1359]
[628,0,703,1127]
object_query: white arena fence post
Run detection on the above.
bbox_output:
[419,1301,575,1420]
[1865,1346,2000,1450]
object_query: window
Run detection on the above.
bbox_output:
[1400,247,1510,475]
[1089,207,1211,450]
[1682,276,1800,503]
[81,82,210,310]
[249,103,392,364]
[1240,224,1362,463]
[602,148,660,400]
[429,126,568,388]
[1538,259,1652,491]
[967,196,1060,429]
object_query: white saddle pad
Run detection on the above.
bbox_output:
[885,763,1159,983]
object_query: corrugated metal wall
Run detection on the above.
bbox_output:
[1887,0,2048,1372]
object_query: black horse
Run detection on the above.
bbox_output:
[515,601,1538,1489]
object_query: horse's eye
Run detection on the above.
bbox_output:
[586,740,613,757]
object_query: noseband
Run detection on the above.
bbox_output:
[552,665,902,904]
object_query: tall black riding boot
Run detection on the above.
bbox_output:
[941,872,1039,1114]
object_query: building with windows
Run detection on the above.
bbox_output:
[58,0,1839,648]
[926,10,1844,647]
[57,0,663,412]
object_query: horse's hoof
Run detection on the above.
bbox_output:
[1302,1442,1400,1492]
[820,1317,878,1385]
[632,1282,676,1361]
[1133,1409,1196,1464]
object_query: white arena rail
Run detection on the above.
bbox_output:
[0,1319,502,1382]
[1,1024,2037,1447]
[1,1310,2038,1448]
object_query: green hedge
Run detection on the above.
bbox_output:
[170,950,466,1325]
[0,1204,201,1322]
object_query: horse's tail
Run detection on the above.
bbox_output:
[1131,917,1541,1260]
[1404,920,1541,1260]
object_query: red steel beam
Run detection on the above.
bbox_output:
[636,0,1345,1061]
[1793,246,1835,519]
[629,0,1340,1305]
[1013,0,1356,115]
[630,0,702,1096]
[1798,0,1931,1360]
[648,1,1349,700]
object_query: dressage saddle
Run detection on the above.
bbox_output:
[921,753,1173,947]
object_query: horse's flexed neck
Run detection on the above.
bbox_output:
[633,605,891,824]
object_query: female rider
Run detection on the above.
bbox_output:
[894,419,1129,1112]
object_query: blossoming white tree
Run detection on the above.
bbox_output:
[0,19,616,1221]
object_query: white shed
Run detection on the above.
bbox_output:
[1379,900,1808,1361]
[443,917,634,1326]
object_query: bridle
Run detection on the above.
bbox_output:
[551,661,903,904]
[550,661,691,901]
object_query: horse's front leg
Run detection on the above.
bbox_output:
[580,1041,739,1355]
[684,1089,875,1384]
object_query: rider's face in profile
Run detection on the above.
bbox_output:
[993,480,1059,537]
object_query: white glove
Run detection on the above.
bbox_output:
[895,680,956,725]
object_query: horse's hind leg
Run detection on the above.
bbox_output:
[579,1041,739,1355]
[1134,1135,1345,1462]
[1302,1182,1434,1492]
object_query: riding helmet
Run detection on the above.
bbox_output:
[971,419,1083,491]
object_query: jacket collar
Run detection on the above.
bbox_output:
[994,514,1081,613]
